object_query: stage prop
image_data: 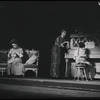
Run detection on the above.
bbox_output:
[64,33,100,79]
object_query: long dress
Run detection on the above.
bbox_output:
[50,35,65,77]
[7,47,24,76]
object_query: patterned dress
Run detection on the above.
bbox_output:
[50,35,65,77]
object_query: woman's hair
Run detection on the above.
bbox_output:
[79,42,85,48]
[61,28,67,33]
[10,39,18,45]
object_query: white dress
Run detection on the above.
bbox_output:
[73,48,91,65]
[7,47,24,75]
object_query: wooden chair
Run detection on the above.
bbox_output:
[23,51,39,77]
[0,63,7,76]
[0,50,8,76]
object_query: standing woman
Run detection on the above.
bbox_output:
[50,29,67,78]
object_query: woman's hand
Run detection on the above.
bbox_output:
[13,53,17,58]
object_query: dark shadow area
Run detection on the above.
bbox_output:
[60,47,68,78]
[24,70,36,77]
[85,49,96,79]
[86,48,90,58]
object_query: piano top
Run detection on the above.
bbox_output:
[65,33,100,59]
[65,54,100,59]
[65,47,100,59]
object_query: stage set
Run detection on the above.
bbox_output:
[0,33,100,79]
[0,33,100,94]
[64,33,100,79]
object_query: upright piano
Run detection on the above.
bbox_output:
[64,33,100,79]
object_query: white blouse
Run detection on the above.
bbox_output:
[8,47,23,58]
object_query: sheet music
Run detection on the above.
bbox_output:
[85,41,95,48]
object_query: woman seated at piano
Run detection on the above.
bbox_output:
[7,39,24,76]
[73,42,90,64]
[73,42,92,80]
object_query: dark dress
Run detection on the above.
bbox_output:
[50,35,65,77]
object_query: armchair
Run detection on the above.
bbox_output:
[23,50,39,77]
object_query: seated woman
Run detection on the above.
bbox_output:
[73,42,92,80]
[73,42,91,65]
[7,39,24,76]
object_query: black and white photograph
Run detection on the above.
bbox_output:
[0,0,100,99]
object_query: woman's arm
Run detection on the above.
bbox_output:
[55,37,62,47]
[62,41,68,44]
[61,41,69,48]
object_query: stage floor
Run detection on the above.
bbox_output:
[0,77,100,92]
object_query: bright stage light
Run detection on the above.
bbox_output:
[98,2,100,5]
